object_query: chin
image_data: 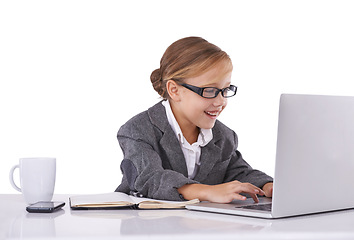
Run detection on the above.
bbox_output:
[199,120,216,129]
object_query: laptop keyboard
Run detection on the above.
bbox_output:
[237,203,272,212]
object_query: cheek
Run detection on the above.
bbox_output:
[186,102,209,121]
[190,103,206,116]
[223,96,228,105]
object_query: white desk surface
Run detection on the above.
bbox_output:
[1,194,354,240]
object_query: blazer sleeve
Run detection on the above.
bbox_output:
[115,113,197,201]
[223,131,273,188]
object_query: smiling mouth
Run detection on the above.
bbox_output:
[205,111,219,117]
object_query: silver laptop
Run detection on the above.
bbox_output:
[187,94,354,218]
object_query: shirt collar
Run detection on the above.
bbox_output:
[162,100,213,146]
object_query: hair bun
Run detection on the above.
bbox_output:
[150,68,164,96]
[150,68,162,82]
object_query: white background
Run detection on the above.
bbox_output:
[1,0,353,194]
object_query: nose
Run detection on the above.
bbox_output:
[213,91,227,107]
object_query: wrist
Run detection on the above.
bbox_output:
[178,183,209,201]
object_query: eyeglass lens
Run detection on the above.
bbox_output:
[202,86,236,98]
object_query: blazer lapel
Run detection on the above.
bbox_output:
[148,101,189,177]
[193,125,223,182]
[193,139,222,182]
[159,128,188,177]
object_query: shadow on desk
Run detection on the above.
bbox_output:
[71,209,270,235]
[7,210,65,239]
[70,207,354,236]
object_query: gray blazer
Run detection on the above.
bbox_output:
[115,101,273,201]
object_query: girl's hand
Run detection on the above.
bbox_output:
[178,180,265,204]
[262,182,273,197]
[204,181,265,203]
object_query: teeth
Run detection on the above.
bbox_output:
[206,111,218,116]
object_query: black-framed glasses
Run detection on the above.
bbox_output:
[181,83,237,99]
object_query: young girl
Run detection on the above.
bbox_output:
[115,37,273,203]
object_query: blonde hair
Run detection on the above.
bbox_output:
[150,37,233,99]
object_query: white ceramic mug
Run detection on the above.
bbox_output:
[9,158,56,204]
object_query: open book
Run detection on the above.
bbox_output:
[70,192,199,210]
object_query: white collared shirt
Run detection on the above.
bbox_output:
[162,100,213,179]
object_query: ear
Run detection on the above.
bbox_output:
[166,80,182,102]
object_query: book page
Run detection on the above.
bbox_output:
[70,192,134,207]
[129,196,196,205]
[138,199,200,209]
[129,196,200,209]
[70,192,199,209]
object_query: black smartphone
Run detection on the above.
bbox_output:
[26,201,65,213]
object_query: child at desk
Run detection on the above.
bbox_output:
[115,37,273,203]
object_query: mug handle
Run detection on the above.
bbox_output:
[9,165,21,192]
